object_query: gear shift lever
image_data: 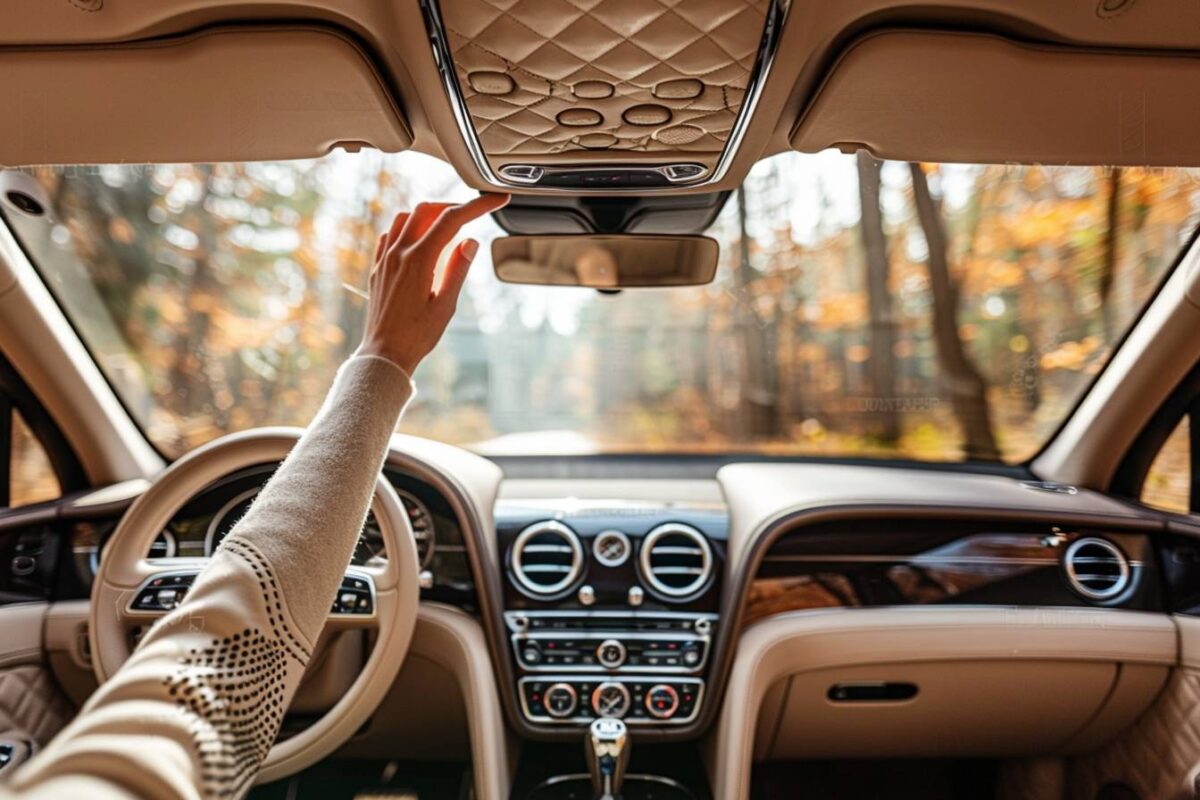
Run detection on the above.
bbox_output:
[585,717,630,799]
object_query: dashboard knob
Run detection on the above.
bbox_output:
[544,682,578,718]
[596,638,627,669]
[592,681,631,718]
[645,684,680,719]
[521,641,544,666]
[627,586,644,607]
[578,584,596,606]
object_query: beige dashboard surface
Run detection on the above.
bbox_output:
[438,0,767,161]
[715,463,1151,576]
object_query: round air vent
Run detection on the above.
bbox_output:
[639,523,713,600]
[1063,537,1130,601]
[510,521,583,598]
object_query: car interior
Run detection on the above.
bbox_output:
[2,1,1200,798]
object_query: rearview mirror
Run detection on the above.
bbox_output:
[492,235,719,289]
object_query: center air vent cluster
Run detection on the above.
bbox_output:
[1063,537,1131,602]
[510,521,584,598]
[639,523,713,600]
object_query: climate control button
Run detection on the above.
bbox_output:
[596,638,627,669]
[645,684,680,719]
[544,683,578,718]
[592,681,632,718]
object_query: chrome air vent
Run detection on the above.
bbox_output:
[1063,537,1130,601]
[511,521,584,598]
[639,523,713,600]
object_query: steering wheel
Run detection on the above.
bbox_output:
[89,428,419,784]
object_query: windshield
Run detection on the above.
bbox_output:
[3,152,1194,462]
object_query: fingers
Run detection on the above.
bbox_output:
[377,194,506,293]
[385,211,411,249]
[437,239,480,315]
[373,212,410,280]
[396,202,453,249]
[418,194,510,254]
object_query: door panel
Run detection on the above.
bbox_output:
[0,602,74,780]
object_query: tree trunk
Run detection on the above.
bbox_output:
[733,186,779,439]
[856,151,899,443]
[1099,167,1122,340]
[908,163,1001,461]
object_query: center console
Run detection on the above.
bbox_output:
[495,499,726,737]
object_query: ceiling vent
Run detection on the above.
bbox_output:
[510,521,583,598]
[1063,537,1130,602]
[639,523,713,600]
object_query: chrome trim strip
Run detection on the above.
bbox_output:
[498,162,709,186]
[762,553,1145,567]
[504,609,718,631]
[417,0,787,193]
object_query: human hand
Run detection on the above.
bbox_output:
[356,193,509,375]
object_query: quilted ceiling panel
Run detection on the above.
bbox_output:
[438,0,770,159]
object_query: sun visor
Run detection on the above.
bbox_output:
[0,27,411,167]
[792,30,1200,167]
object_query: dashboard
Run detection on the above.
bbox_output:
[18,453,1195,759]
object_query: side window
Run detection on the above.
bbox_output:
[9,408,61,507]
[0,352,81,509]
[1141,416,1190,514]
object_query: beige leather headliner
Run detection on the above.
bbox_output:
[793,29,1200,166]
[7,1,1200,190]
[0,27,411,167]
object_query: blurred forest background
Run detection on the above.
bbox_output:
[5,150,1198,472]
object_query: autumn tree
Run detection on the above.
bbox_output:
[856,151,899,443]
[908,162,1001,461]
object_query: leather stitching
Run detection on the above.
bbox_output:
[442,0,766,157]
[0,665,73,746]
[1066,668,1200,799]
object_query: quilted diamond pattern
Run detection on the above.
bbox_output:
[440,0,769,158]
[1067,668,1200,800]
[0,665,73,747]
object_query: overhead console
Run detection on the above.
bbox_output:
[495,495,725,735]
[419,0,784,192]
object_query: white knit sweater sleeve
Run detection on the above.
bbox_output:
[3,355,413,800]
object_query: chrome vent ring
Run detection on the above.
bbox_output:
[510,520,584,598]
[639,523,713,600]
[1063,537,1131,602]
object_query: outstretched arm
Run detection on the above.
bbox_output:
[5,194,508,800]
